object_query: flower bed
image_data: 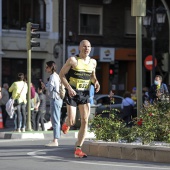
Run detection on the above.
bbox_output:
[89,100,170,145]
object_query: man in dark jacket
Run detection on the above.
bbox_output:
[149,75,169,103]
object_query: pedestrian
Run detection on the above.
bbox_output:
[121,91,135,127]
[89,84,95,105]
[149,75,169,103]
[9,73,28,132]
[31,89,40,131]
[0,83,9,128]
[59,39,100,158]
[43,61,63,146]
[35,87,46,131]
[131,87,137,104]
[142,86,149,105]
[0,86,2,99]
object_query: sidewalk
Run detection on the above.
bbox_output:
[0,116,95,139]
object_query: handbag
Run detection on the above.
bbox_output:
[6,98,15,118]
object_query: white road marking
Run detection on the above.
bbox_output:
[27,148,170,170]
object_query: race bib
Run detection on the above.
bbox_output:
[76,80,89,90]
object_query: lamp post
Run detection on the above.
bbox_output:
[143,0,166,84]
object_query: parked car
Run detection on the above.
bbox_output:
[94,94,124,117]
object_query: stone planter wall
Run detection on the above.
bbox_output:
[82,141,170,163]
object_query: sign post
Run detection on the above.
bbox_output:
[144,55,157,84]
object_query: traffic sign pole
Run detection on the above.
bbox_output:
[144,55,157,85]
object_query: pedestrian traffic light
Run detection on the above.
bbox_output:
[26,22,40,50]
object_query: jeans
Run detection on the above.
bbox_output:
[14,113,22,129]
[50,98,62,139]
[15,103,26,129]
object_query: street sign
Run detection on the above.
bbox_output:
[144,55,157,71]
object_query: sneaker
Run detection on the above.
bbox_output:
[62,123,70,134]
[74,148,87,158]
[45,141,58,147]
[21,128,25,132]
[16,128,21,133]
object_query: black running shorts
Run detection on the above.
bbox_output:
[65,88,90,107]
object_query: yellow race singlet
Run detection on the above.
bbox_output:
[67,56,94,91]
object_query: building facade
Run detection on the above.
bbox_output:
[0,0,61,88]
[0,0,169,95]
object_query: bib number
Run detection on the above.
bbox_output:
[76,83,89,90]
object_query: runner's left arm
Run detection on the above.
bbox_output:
[90,59,100,93]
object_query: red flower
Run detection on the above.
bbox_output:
[149,113,153,116]
[137,118,143,126]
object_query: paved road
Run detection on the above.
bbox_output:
[0,138,170,170]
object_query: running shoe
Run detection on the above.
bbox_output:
[62,123,70,134]
[45,141,58,147]
[74,148,87,158]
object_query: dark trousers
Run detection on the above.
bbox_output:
[31,110,36,130]
[1,105,8,127]
[35,111,45,131]
[121,105,133,127]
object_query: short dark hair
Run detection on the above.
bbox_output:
[46,61,57,73]
[155,75,162,81]
[17,73,25,81]
[123,91,131,98]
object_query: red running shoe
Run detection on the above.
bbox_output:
[62,123,70,134]
[74,148,87,158]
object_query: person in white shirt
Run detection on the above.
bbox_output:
[42,61,63,147]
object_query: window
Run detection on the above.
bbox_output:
[79,5,103,35]
[2,0,46,31]
[124,9,136,37]
[124,9,146,38]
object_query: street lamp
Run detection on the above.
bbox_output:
[142,0,166,84]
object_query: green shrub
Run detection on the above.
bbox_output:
[89,100,170,145]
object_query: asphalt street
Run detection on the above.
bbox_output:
[0,138,170,170]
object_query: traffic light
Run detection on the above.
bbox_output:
[26,22,40,50]
[109,68,114,75]
[109,62,119,81]
[109,65,114,75]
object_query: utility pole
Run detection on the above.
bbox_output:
[131,0,146,117]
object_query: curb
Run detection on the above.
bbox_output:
[0,130,95,140]
[82,140,170,164]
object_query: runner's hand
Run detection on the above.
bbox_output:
[68,87,76,97]
[94,81,100,93]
